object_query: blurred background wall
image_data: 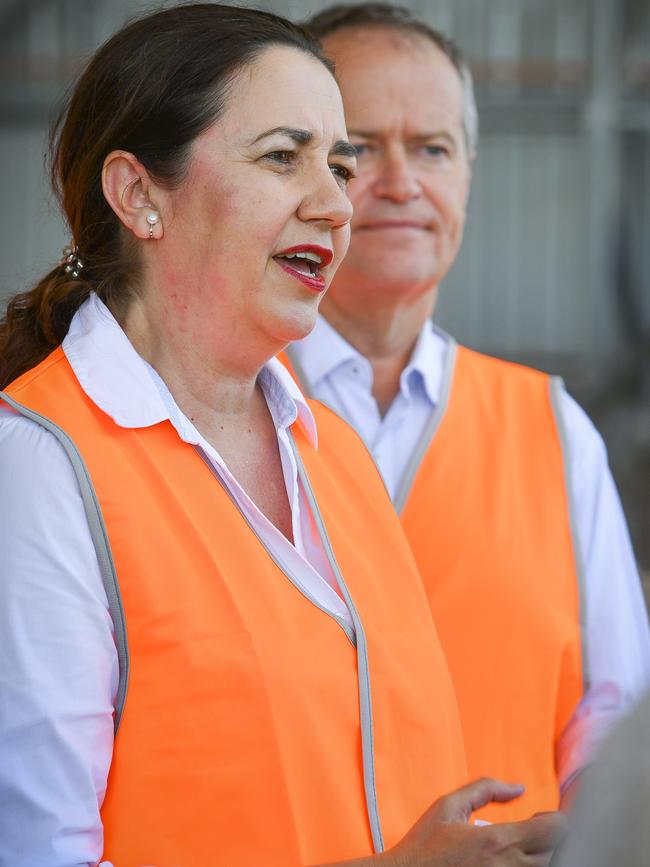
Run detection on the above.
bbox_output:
[0,0,648,576]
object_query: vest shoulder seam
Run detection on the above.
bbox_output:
[6,346,67,395]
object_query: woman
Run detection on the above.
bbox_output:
[0,4,564,866]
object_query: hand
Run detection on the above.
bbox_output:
[382,777,568,867]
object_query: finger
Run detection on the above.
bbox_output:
[520,855,555,867]
[436,777,526,821]
[514,811,569,855]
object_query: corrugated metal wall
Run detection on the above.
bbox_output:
[2,0,648,357]
[1,0,649,562]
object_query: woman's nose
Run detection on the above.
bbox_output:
[298,168,354,228]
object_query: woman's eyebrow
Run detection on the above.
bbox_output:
[331,141,357,159]
[249,128,355,159]
[249,126,312,145]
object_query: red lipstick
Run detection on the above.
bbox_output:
[273,244,333,292]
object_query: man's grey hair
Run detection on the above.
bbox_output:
[306,2,479,156]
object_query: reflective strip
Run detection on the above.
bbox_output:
[289,433,384,854]
[548,377,590,691]
[0,390,129,733]
[393,336,458,514]
[193,446,356,647]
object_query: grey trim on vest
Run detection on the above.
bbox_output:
[193,446,357,648]
[0,390,130,733]
[288,433,385,855]
[548,376,590,691]
[393,335,458,515]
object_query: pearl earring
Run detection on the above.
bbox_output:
[146,211,159,239]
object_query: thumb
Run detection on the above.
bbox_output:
[434,777,526,822]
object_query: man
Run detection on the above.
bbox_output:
[283,2,650,821]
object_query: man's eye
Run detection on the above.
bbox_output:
[423,144,450,157]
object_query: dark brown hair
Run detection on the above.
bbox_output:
[0,3,330,389]
[306,3,478,155]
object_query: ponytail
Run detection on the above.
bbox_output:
[0,270,92,389]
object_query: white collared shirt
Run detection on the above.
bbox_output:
[290,314,650,793]
[291,316,447,500]
[0,294,351,867]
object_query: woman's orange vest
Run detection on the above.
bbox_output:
[3,348,466,867]
[280,343,585,822]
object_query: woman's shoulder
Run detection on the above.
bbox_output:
[0,395,109,606]
[0,400,65,457]
[0,400,87,511]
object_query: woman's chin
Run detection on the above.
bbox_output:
[271,305,320,345]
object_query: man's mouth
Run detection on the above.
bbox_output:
[273,245,333,292]
[357,220,431,231]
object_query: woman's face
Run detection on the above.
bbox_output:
[151,45,355,360]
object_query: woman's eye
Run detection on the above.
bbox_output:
[330,164,356,185]
[263,150,296,165]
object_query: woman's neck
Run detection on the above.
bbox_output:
[121,292,266,427]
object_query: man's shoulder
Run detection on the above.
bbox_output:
[455,342,556,389]
[456,342,553,378]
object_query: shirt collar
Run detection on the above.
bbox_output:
[263,356,318,447]
[290,314,368,387]
[62,293,317,446]
[291,313,449,408]
[400,319,449,407]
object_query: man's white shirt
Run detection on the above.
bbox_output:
[290,313,650,793]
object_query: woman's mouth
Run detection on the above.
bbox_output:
[273,245,333,292]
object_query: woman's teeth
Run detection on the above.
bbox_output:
[287,251,322,264]
[278,251,322,275]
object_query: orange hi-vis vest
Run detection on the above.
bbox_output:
[281,340,585,822]
[2,347,467,867]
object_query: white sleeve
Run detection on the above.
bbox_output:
[554,388,650,792]
[0,407,117,867]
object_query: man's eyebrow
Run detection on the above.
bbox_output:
[347,130,380,139]
[250,126,312,146]
[410,131,458,146]
[348,129,458,146]
[331,140,357,159]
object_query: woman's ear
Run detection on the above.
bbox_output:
[102,150,164,240]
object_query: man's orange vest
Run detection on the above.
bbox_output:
[280,342,585,821]
[3,347,466,867]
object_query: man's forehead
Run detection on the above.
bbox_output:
[322,25,457,78]
[322,27,465,138]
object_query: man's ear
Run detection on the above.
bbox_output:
[102,150,164,240]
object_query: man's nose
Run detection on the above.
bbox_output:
[373,150,421,203]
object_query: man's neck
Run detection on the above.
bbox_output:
[319,287,437,416]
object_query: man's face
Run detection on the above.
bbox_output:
[321,27,472,311]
